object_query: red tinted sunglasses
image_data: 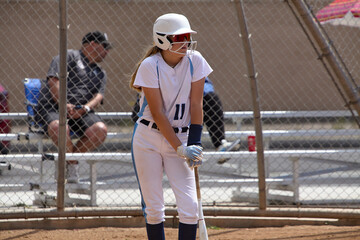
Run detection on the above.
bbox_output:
[172,33,191,42]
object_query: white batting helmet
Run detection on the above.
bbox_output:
[153,13,197,51]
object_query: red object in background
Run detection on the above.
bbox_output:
[316,0,360,22]
[0,84,10,154]
[248,135,256,152]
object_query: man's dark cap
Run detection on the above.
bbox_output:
[82,31,112,50]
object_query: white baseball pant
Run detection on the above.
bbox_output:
[131,121,198,225]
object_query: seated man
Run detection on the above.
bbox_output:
[35,31,112,183]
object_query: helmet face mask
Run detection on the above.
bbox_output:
[168,36,197,55]
[165,33,196,55]
[153,13,197,54]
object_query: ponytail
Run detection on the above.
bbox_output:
[130,45,161,92]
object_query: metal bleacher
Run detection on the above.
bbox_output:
[1,110,360,206]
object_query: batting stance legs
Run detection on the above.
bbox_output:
[132,123,198,238]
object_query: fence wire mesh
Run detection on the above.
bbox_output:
[1,0,360,217]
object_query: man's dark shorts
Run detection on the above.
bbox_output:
[43,111,103,137]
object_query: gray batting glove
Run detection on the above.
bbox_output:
[177,144,203,170]
[177,144,203,162]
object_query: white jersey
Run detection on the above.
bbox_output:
[133,50,213,127]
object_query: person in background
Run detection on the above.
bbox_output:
[35,31,112,183]
[203,76,240,151]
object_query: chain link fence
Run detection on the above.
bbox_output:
[1,0,360,219]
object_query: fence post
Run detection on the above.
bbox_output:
[57,0,68,211]
[233,0,267,210]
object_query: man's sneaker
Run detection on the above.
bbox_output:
[66,163,79,184]
[217,139,241,152]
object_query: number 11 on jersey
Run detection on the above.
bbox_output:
[174,103,185,120]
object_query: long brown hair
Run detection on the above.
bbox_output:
[130,45,161,92]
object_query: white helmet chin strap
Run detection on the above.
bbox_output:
[169,41,197,55]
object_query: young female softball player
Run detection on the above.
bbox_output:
[130,13,213,240]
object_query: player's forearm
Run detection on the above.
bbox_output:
[190,103,203,125]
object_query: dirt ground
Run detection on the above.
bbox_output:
[1,225,360,240]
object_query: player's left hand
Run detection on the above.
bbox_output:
[177,144,203,161]
[177,144,203,169]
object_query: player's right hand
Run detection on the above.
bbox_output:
[177,144,203,164]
